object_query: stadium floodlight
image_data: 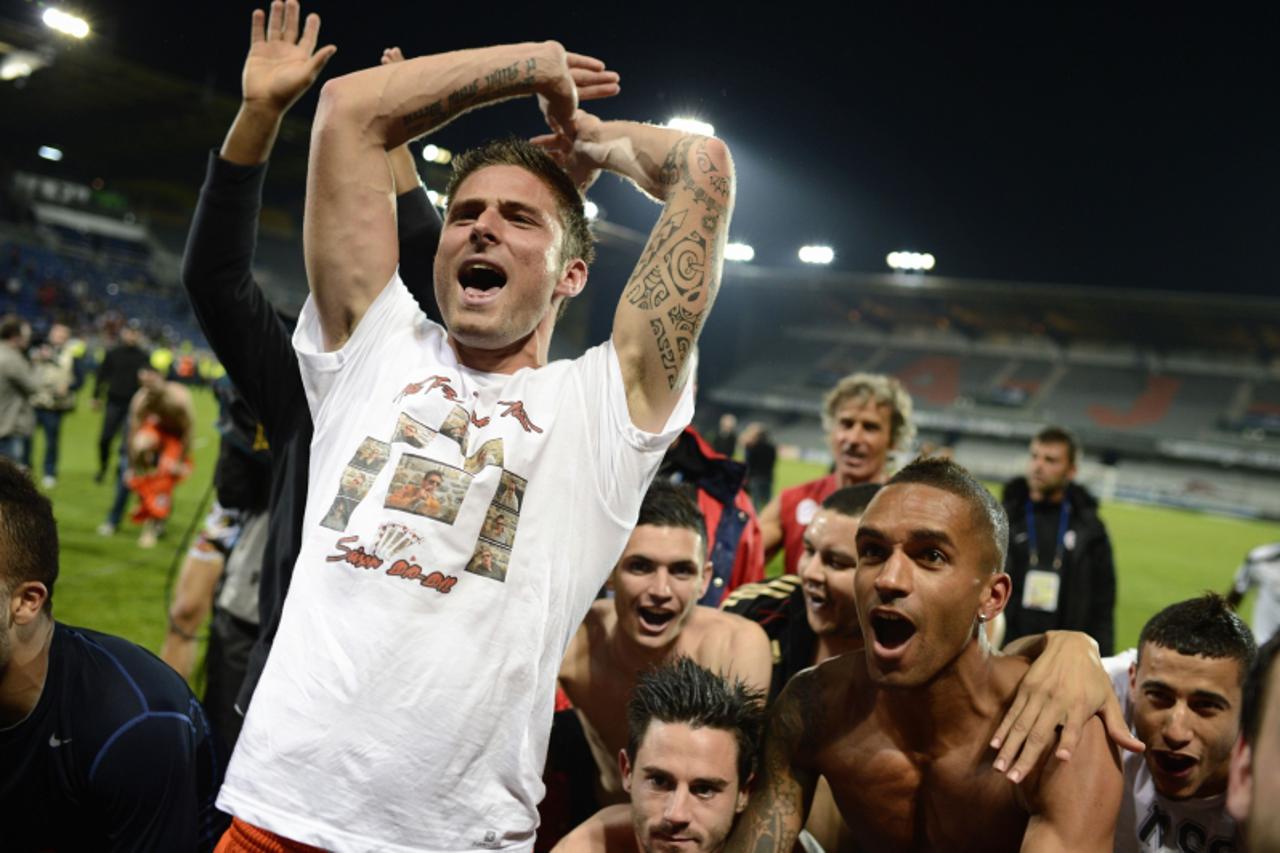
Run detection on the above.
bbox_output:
[421,143,452,165]
[798,245,835,265]
[1,52,40,81]
[886,250,936,272]
[38,145,63,162]
[42,8,90,39]
[725,242,755,262]
[665,117,715,137]
[583,200,599,221]
[426,190,448,209]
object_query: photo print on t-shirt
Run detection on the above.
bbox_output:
[437,405,470,450]
[384,453,470,524]
[464,437,505,475]
[320,496,359,530]
[479,503,517,548]
[495,470,526,513]
[349,436,391,472]
[390,412,436,449]
[466,537,511,582]
[337,466,376,500]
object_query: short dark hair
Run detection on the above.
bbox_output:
[1137,594,1257,684]
[1241,634,1280,746]
[822,484,881,518]
[445,137,596,269]
[636,480,707,551]
[0,315,26,341]
[1033,425,1080,466]
[885,456,1009,572]
[0,460,59,611]
[626,657,766,787]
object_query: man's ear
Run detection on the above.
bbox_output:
[1226,735,1252,823]
[699,560,713,599]
[979,572,1012,624]
[555,257,588,299]
[619,748,633,794]
[735,771,755,813]
[10,581,48,626]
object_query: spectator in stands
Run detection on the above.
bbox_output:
[553,658,765,853]
[0,315,34,465]
[1002,425,1117,654]
[29,322,77,487]
[91,319,150,483]
[1227,634,1280,852]
[739,422,775,511]
[180,9,440,727]
[1104,594,1253,851]
[708,412,738,457]
[758,372,914,574]
[0,460,227,850]
[1226,541,1280,643]
[551,482,769,829]
[658,427,765,606]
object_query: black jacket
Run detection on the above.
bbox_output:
[181,151,440,714]
[1001,476,1116,655]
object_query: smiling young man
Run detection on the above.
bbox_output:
[727,457,1122,853]
[1104,594,1254,851]
[758,374,914,575]
[558,481,771,809]
[554,658,766,853]
[215,22,736,852]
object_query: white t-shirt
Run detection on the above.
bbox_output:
[1106,650,1240,852]
[1233,542,1280,643]
[217,275,693,852]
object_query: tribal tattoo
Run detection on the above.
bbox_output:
[624,136,731,390]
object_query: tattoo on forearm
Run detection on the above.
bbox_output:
[625,136,733,391]
[402,56,537,134]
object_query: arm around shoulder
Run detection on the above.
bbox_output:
[553,804,636,853]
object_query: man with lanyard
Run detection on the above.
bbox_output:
[1002,425,1116,653]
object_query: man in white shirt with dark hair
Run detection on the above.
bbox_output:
[1106,594,1255,852]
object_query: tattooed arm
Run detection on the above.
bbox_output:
[305,42,616,350]
[538,112,734,432]
[724,669,822,853]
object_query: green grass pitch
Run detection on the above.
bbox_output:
[39,400,1279,677]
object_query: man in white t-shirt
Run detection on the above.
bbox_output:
[1106,594,1256,852]
[1226,541,1280,643]
[215,6,737,851]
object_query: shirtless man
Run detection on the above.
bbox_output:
[121,366,195,547]
[1228,633,1280,852]
[729,457,1122,853]
[559,481,771,807]
[554,658,765,853]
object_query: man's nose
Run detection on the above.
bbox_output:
[874,549,913,598]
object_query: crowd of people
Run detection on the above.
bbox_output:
[1,2,1278,851]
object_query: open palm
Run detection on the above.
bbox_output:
[242,0,336,112]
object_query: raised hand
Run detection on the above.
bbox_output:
[242,0,337,115]
[536,47,619,136]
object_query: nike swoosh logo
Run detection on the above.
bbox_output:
[49,734,71,747]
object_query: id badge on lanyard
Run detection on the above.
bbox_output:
[1021,501,1070,614]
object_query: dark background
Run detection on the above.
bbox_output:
[2,0,1277,296]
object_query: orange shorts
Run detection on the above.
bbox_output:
[214,817,328,853]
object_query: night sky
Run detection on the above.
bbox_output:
[5,0,1278,296]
